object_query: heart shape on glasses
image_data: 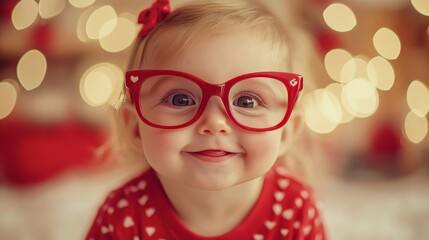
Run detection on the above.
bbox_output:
[130,76,139,83]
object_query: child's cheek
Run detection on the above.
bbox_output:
[240,131,283,161]
[140,128,189,160]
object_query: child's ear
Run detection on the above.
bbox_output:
[118,103,144,153]
[279,111,304,156]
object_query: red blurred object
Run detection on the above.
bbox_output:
[0,0,17,23]
[316,28,342,54]
[31,22,53,53]
[311,0,330,5]
[367,121,402,174]
[370,122,402,159]
[0,117,108,186]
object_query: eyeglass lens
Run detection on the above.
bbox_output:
[138,75,289,128]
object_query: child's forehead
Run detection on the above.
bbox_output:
[142,30,287,79]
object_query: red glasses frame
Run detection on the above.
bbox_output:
[125,70,303,132]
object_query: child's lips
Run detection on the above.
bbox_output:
[187,150,237,162]
[194,150,230,157]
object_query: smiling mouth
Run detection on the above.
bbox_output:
[187,150,236,163]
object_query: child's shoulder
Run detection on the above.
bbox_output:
[91,168,159,224]
[106,167,157,201]
[266,163,316,199]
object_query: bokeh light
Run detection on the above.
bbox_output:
[69,0,95,8]
[11,0,39,30]
[0,80,19,120]
[84,71,112,106]
[324,48,353,82]
[407,80,429,117]
[340,56,369,84]
[367,56,395,91]
[323,3,357,32]
[325,83,354,123]
[38,0,67,19]
[404,111,428,144]
[17,49,47,91]
[76,7,94,42]
[86,5,117,40]
[342,78,379,118]
[411,0,429,16]
[79,63,123,107]
[373,28,401,60]
[99,17,137,52]
[304,89,341,134]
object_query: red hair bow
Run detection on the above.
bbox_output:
[137,0,171,38]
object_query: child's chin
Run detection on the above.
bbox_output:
[185,176,259,192]
[183,176,240,191]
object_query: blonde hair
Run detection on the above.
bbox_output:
[110,0,325,183]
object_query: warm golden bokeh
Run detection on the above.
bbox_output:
[407,80,429,117]
[0,80,18,120]
[68,0,95,9]
[38,0,67,19]
[411,0,429,16]
[79,63,123,107]
[373,28,401,60]
[85,5,117,40]
[367,56,395,91]
[16,50,47,91]
[404,111,428,143]
[323,3,357,32]
[11,0,38,30]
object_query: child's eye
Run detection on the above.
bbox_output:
[232,93,264,108]
[164,92,196,106]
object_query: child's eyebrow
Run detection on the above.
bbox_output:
[138,75,167,95]
[139,75,189,95]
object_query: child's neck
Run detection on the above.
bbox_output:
[158,175,264,237]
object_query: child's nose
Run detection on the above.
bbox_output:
[196,97,232,135]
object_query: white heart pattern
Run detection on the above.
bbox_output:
[282,209,294,220]
[275,167,289,176]
[304,225,312,236]
[131,76,139,83]
[272,204,282,215]
[139,195,148,206]
[280,228,289,237]
[117,199,129,208]
[146,208,156,218]
[274,191,285,202]
[308,207,315,219]
[253,234,264,240]
[107,207,114,214]
[145,227,156,236]
[295,198,303,208]
[123,216,135,228]
[290,79,298,87]
[129,186,139,193]
[293,221,300,229]
[277,179,290,189]
[138,180,147,190]
[101,226,110,234]
[300,190,309,199]
[265,221,276,229]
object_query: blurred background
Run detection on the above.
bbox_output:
[0,0,428,239]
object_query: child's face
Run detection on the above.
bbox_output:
[134,32,290,190]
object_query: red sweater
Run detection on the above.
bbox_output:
[86,165,327,240]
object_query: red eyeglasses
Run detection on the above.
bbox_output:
[125,70,303,132]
